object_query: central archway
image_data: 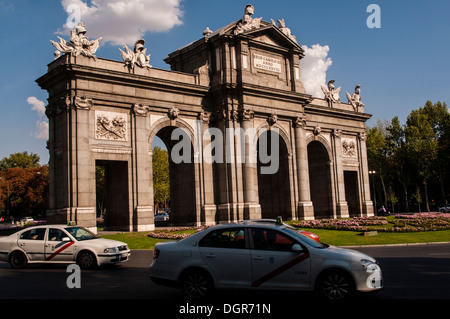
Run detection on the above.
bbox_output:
[150,122,197,226]
[257,129,292,220]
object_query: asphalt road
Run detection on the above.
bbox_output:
[1,243,449,308]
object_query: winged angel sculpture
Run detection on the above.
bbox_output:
[321,80,341,107]
[51,22,102,61]
[119,39,152,69]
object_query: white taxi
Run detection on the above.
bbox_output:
[0,225,131,269]
[149,219,382,300]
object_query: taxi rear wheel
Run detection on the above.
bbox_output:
[77,251,97,269]
[318,270,354,300]
[9,251,27,269]
[180,269,213,300]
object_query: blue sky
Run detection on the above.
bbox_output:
[0,0,449,165]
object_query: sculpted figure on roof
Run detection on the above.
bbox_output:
[51,22,102,60]
[234,4,262,35]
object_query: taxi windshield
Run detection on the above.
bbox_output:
[65,226,98,241]
[282,227,328,249]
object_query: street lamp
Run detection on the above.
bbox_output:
[369,170,377,213]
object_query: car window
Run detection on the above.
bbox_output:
[251,228,294,252]
[199,228,246,249]
[19,228,46,241]
[48,228,69,241]
[64,227,97,241]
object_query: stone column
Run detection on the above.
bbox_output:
[294,116,314,220]
[240,109,261,220]
[358,131,374,216]
[132,104,154,231]
[73,96,96,231]
[198,112,217,224]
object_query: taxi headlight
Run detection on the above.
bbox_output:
[361,259,380,273]
[104,247,119,253]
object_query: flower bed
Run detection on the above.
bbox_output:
[291,213,450,233]
[148,225,212,240]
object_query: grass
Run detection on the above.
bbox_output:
[100,226,450,249]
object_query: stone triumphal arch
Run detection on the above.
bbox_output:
[37,6,373,232]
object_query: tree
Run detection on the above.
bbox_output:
[405,108,438,212]
[1,165,49,217]
[0,152,41,170]
[366,121,388,208]
[152,146,170,209]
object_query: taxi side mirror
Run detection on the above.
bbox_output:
[62,237,71,242]
[291,244,303,253]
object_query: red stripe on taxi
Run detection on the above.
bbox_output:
[252,252,310,287]
[45,241,75,261]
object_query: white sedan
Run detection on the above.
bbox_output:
[0,224,131,269]
[150,219,383,300]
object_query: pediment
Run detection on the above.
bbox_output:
[215,21,303,53]
[242,24,303,52]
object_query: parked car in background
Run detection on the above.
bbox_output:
[439,205,450,213]
[0,224,131,269]
[20,217,34,223]
[154,212,170,222]
[150,218,382,300]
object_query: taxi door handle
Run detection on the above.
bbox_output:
[19,243,26,247]
[253,256,264,261]
[206,254,216,259]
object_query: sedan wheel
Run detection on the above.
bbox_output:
[9,251,28,269]
[181,270,213,299]
[319,271,354,300]
[77,251,97,269]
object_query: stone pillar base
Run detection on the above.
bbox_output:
[337,202,349,218]
[362,201,374,217]
[297,202,315,220]
[244,203,261,220]
[202,205,217,225]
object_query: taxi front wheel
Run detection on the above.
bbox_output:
[77,251,97,269]
[318,270,355,300]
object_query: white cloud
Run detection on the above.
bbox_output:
[27,96,46,117]
[27,96,48,140]
[35,120,49,140]
[59,0,184,45]
[300,44,333,98]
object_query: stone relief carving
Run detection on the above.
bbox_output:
[314,125,322,136]
[332,129,342,138]
[294,115,306,128]
[234,4,262,35]
[167,107,180,120]
[321,80,341,107]
[346,85,365,111]
[133,104,149,116]
[51,22,102,61]
[74,96,93,110]
[267,114,278,126]
[271,18,297,43]
[95,111,127,141]
[342,138,357,157]
[240,109,255,121]
[198,112,211,124]
[120,39,152,69]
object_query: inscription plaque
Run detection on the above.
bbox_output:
[253,53,281,73]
